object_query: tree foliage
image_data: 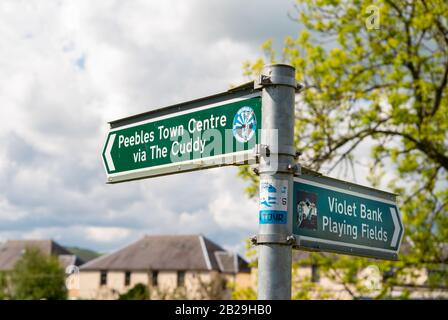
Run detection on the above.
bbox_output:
[8,247,67,300]
[0,272,12,299]
[240,0,448,298]
[118,283,150,300]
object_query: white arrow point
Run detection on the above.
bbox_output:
[105,133,116,172]
[390,207,401,248]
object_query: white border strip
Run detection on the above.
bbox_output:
[295,177,396,205]
[109,92,262,132]
[233,252,238,274]
[104,133,116,171]
[107,149,253,179]
[298,236,397,254]
[214,251,226,272]
[199,235,212,271]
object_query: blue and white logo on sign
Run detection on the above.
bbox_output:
[232,106,257,143]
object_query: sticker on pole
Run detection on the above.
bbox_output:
[259,179,288,224]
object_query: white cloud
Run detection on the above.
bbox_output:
[210,192,258,230]
[85,226,132,243]
[0,196,28,222]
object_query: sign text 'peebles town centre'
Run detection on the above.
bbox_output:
[102,94,262,182]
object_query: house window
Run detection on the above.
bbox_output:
[151,271,158,287]
[311,265,320,283]
[177,271,185,287]
[124,271,131,286]
[100,271,107,286]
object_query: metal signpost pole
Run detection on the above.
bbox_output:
[257,64,297,300]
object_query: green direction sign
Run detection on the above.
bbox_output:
[293,173,404,260]
[102,93,262,183]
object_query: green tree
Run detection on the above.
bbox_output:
[0,271,12,299]
[10,247,67,300]
[239,0,448,299]
[118,283,150,300]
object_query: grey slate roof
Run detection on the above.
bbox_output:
[81,234,250,274]
[215,251,251,274]
[0,239,82,271]
[58,254,84,269]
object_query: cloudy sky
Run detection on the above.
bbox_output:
[0,0,305,255]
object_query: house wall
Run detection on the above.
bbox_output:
[225,272,251,290]
[151,270,229,299]
[107,271,126,294]
[77,271,101,299]
[131,272,149,287]
[74,270,233,300]
[186,271,230,299]
[76,271,130,300]
[157,271,177,292]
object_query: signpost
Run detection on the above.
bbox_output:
[102,63,404,300]
[293,173,403,260]
[102,88,261,183]
[256,64,297,300]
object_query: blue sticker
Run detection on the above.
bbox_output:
[259,179,288,224]
[259,210,287,224]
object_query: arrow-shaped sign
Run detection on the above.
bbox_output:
[390,207,401,248]
[103,133,116,172]
[101,90,262,183]
[293,173,404,260]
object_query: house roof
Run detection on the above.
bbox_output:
[214,251,251,274]
[0,239,82,271]
[81,234,250,274]
[58,254,84,269]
